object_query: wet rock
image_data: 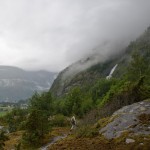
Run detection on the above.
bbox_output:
[99,100,150,139]
[126,138,135,144]
[140,107,146,111]
[0,126,4,130]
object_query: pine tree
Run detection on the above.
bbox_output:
[127,50,147,82]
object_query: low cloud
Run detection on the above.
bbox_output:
[0,0,150,72]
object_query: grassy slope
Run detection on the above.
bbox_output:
[48,132,150,150]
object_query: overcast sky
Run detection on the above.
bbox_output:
[0,0,150,72]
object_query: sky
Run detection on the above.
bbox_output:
[0,0,150,72]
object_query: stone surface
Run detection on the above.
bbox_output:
[99,99,150,139]
[126,138,135,144]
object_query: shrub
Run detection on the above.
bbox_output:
[51,114,69,127]
[4,108,28,132]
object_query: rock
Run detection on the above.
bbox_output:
[99,100,150,139]
[130,109,134,113]
[140,143,144,145]
[140,107,146,111]
[140,102,144,105]
[126,138,135,144]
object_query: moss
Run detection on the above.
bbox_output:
[113,131,131,144]
[94,117,112,129]
[94,115,118,129]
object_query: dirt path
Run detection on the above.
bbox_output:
[40,134,68,150]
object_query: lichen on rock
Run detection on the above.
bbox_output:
[99,99,150,139]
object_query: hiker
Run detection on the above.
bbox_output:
[70,116,76,131]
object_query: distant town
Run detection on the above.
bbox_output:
[0,100,28,117]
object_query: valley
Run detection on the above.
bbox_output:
[0,26,150,150]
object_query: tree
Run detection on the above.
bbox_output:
[64,87,83,116]
[22,91,53,147]
[29,91,53,116]
[22,109,50,146]
[5,108,28,132]
[127,50,148,82]
[91,78,117,104]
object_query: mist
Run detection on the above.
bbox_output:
[0,0,150,72]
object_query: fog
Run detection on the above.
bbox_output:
[0,0,150,72]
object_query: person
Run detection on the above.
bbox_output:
[70,116,76,131]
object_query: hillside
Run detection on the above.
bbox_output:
[0,66,57,102]
[50,27,150,98]
[48,100,150,150]
[50,53,124,97]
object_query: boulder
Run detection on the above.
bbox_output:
[99,99,150,139]
[126,138,135,144]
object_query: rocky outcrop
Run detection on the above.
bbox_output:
[99,99,150,139]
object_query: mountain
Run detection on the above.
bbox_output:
[0,66,57,102]
[50,27,150,97]
[50,45,129,98]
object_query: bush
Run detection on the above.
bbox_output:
[4,108,28,132]
[22,132,40,147]
[51,114,69,127]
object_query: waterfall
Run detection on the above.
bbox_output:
[106,64,118,79]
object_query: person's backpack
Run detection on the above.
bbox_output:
[71,118,76,125]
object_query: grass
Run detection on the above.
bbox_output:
[75,125,99,138]
[0,111,7,117]
[48,132,150,150]
[4,131,23,150]
[22,127,70,150]
[94,116,112,129]
[49,136,111,150]
[0,106,13,117]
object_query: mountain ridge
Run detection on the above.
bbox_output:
[0,66,57,102]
